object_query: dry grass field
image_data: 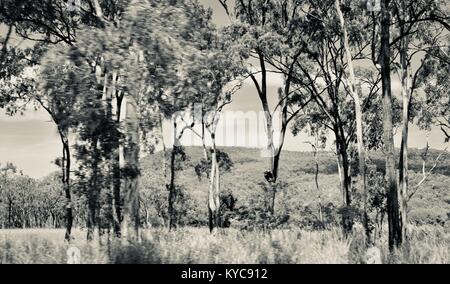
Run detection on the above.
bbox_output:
[0,225,448,264]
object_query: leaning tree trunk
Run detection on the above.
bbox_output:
[335,0,369,243]
[121,96,140,242]
[380,0,403,251]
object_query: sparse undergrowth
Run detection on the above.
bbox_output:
[0,225,448,264]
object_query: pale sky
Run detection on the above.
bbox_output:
[0,0,447,178]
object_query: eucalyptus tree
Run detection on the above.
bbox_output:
[0,0,129,241]
[370,0,450,250]
[218,0,313,215]
[38,48,88,240]
[334,0,370,241]
[122,0,211,231]
[0,41,79,240]
[218,0,374,233]
[280,0,383,234]
[32,8,126,240]
[390,0,449,248]
[123,0,242,231]
[37,0,184,240]
[71,24,131,240]
[186,30,244,231]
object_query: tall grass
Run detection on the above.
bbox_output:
[0,226,448,264]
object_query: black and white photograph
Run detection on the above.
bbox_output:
[0,0,449,267]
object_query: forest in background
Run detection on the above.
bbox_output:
[1,147,449,230]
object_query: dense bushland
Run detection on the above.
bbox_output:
[1,147,448,231]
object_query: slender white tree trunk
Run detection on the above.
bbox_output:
[399,34,411,243]
[335,0,368,242]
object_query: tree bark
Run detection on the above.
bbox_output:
[335,134,353,235]
[208,134,220,232]
[59,131,73,242]
[167,121,178,231]
[251,52,279,215]
[262,107,277,215]
[380,0,403,250]
[112,74,123,238]
[112,143,122,237]
[398,33,410,245]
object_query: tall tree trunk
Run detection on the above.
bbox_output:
[266,76,292,215]
[380,0,403,250]
[112,74,123,238]
[335,0,369,243]
[252,52,279,215]
[398,33,410,245]
[121,96,140,241]
[167,146,177,231]
[335,130,353,235]
[208,133,220,232]
[59,131,73,242]
[87,137,100,241]
[100,67,122,239]
[262,108,277,215]
[167,120,178,231]
[263,77,292,215]
[112,144,122,237]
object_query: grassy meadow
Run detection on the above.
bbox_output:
[0,225,448,264]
